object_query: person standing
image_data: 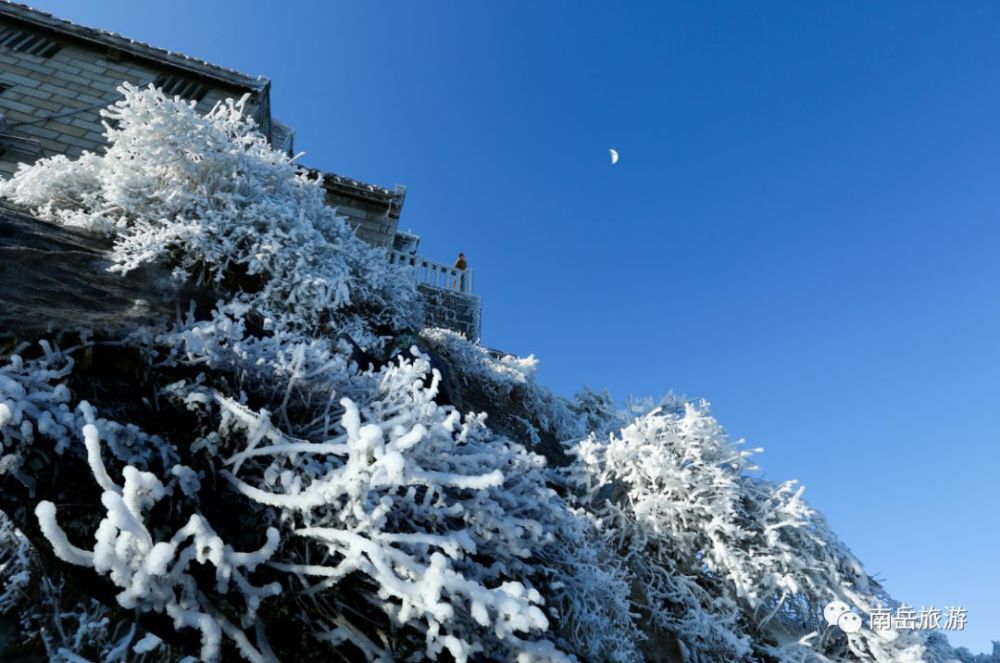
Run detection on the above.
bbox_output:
[453,252,468,290]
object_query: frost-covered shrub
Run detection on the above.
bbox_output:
[0,342,177,481]
[567,386,627,439]
[205,347,640,661]
[419,329,598,453]
[0,83,420,346]
[952,641,1000,663]
[569,402,947,663]
[0,511,31,615]
[0,81,980,663]
[37,451,282,661]
[151,301,365,436]
[0,511,176,662]
[152,311,641,659]
[0,334,640,661]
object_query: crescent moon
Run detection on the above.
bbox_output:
[609,149,619,164]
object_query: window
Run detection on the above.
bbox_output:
[153,73,208,103]
[0,26,62,58]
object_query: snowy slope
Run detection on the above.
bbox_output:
[0,85,991,663]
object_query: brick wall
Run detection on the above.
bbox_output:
[417,284,482,342]
[0,29,258,177]
[323,189,399,247]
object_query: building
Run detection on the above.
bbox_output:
[0,1,481,341]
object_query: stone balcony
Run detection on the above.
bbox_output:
[389,250,473,294]
[389,250,481,342]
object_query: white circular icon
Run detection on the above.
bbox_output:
[838,611,862,633]
[823,600,851,626]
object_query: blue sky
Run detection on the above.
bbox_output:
[29,0,1000,653]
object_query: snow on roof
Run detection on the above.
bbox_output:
[318,170,406,207]
[0,1,268,92]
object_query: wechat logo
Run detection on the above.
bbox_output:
[824,600,862,633]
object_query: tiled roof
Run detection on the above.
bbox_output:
[320,170,404,204]
[0,1,268,91]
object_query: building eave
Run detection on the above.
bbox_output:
[308,167,406,209]
[0,1,269,93]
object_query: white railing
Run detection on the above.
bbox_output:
[389,250,474,294]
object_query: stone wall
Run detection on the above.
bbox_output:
[323,190,399,248]
[0,16,263,177]
[322,175,403,248]
[417,284,482,342]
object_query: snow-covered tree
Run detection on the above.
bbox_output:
[567,402,957,662]
[0,83,984,662]
[0,83,421,348]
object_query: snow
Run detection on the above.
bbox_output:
[0,83,976,663]
[83,421,122,495]
[0,83,421,349]
[33,425,283,661]
[132,632,162,654]
[35,502,93,568]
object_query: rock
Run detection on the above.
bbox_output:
[0,202,213,347]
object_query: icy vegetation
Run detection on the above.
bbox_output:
[0,83,419,347]
[0,85,991,661]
